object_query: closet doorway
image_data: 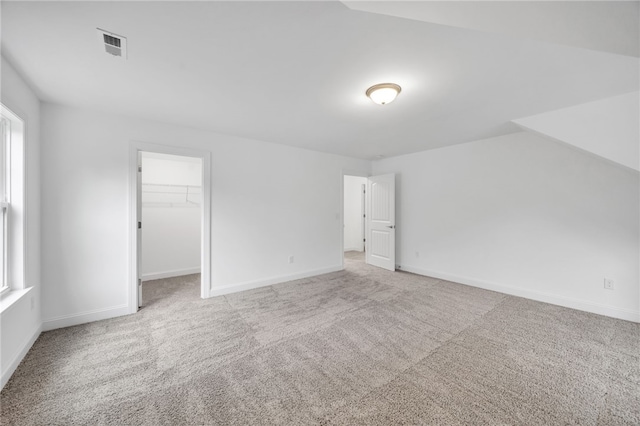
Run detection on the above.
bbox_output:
[129,143,211,313]
[139,152,202,306]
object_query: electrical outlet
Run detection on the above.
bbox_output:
[604,278,615,290]
[288,255,294,264]
[415,251,419,258]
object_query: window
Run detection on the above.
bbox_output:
[0,116,8,295]
[0,103,25,295]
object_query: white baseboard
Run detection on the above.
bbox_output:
[142,267,201,282]
[344,247,363,252]
[1,322,41,390]
[42,304,131,331]
[209,265,344,298]
[401,264,640,323]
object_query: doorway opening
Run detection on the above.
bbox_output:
[140,152,202,307]
[343,175,367,265]
[342,172,396,272]
[129,143,212,314]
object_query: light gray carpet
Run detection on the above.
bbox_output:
[1,251,638,425]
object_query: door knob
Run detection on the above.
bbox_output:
[387,225,395,229]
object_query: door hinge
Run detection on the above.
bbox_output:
[138,221,142,229]
[138,166,142,173]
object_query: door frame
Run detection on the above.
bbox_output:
[128,141,212,314]
[340,170,369,270]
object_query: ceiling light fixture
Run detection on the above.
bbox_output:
[366,83,401,105]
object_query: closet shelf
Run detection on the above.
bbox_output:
[141,183,201,207]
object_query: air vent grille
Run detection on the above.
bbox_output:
[103,34,121,48]
[97,28,127,59]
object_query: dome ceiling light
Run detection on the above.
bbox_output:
[366,83,401,105]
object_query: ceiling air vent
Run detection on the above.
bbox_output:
[97,28,127,59]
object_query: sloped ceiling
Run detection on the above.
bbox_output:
[1,1,638,160]
[343,1,640,58]
[513,92,640,172]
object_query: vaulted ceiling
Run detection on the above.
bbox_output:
[2,1,638,160]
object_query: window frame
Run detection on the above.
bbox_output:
[0,103,25,297]
[0,116,9,296]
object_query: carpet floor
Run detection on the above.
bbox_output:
[1,252,638,425]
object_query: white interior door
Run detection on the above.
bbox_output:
[366,173,395,271]
[136,152,142,308]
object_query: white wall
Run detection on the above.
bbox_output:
[344,175,366,252]
[40,103,370,328]
[514,91,640,171]
[142,154,202,186]
[141,154,201,280]
[373,131,639,322]
[0,56,42,387]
